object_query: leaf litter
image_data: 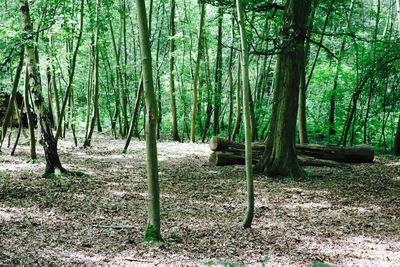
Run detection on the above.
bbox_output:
[0,135,399,266]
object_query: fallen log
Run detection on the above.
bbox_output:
[209,151,342,167]
[209,136,374,164]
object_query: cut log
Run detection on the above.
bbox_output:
[209,136,265,152]
[295,144,374,163]
[209,151,342,167]
[209,136,374,164]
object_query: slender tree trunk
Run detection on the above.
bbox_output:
[394,114,400,155]
[256,0,311,179]
[20,0,66,176]
[190,2,205,142]
[11,101,24,156]
[123,76,143,153]
[84,0,100,148]
[297,1,317,145]
[213,8,223,136]
[169,0,180,141]
[135,0,161,242]
[23,65,37,161]
[55,0,84,142]
[201,38,213,143]
[0,47,24,149]
[227,18,235,140]
[231,53,242,141]
[329,0,354,141]
[236,0,254,229]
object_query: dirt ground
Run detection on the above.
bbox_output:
[0,135,399,266]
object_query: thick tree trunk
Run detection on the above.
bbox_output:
[20,0,64,176]
[136,0,161,242]
[256,0,312,178]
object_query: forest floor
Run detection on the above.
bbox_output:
[0,134,400,266]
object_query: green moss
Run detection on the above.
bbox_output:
[144,224,161,243]
[312,261,333,267]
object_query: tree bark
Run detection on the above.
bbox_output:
[135,0,161,242]
[84,0,100,148]
[213,8,223,136]
[169,0,180,141]
[20,0,64,176]
[231,53,242,141]
[256,0,312,178]
[394,114,400,155]
[236,0,254,229]
[190,2,205,143]
[0,46,24,149]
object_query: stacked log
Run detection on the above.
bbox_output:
[209,137,374,167]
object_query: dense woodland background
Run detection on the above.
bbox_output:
[1,0,400,150]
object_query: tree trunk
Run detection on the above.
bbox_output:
[231,53,242,141]
[136,0,161,242]
[23,65,37,161]
[169,0,180,141]
[227,17,235,140]
[236,0,254,229]
[213,8,223,136]
[190,2,205,143]
[256,0,312,178]
[201,38,213,143]
[84,0,100,148]
[11,101,24,156]
[394,114,400,155]
[55,0,84,143]
[20,0,65,176]
[0,47,24,149]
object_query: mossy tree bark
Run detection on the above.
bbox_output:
[256,0,311,179]
[135,0,161,242]
[20,0,65,176]
[236,0,254,228]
